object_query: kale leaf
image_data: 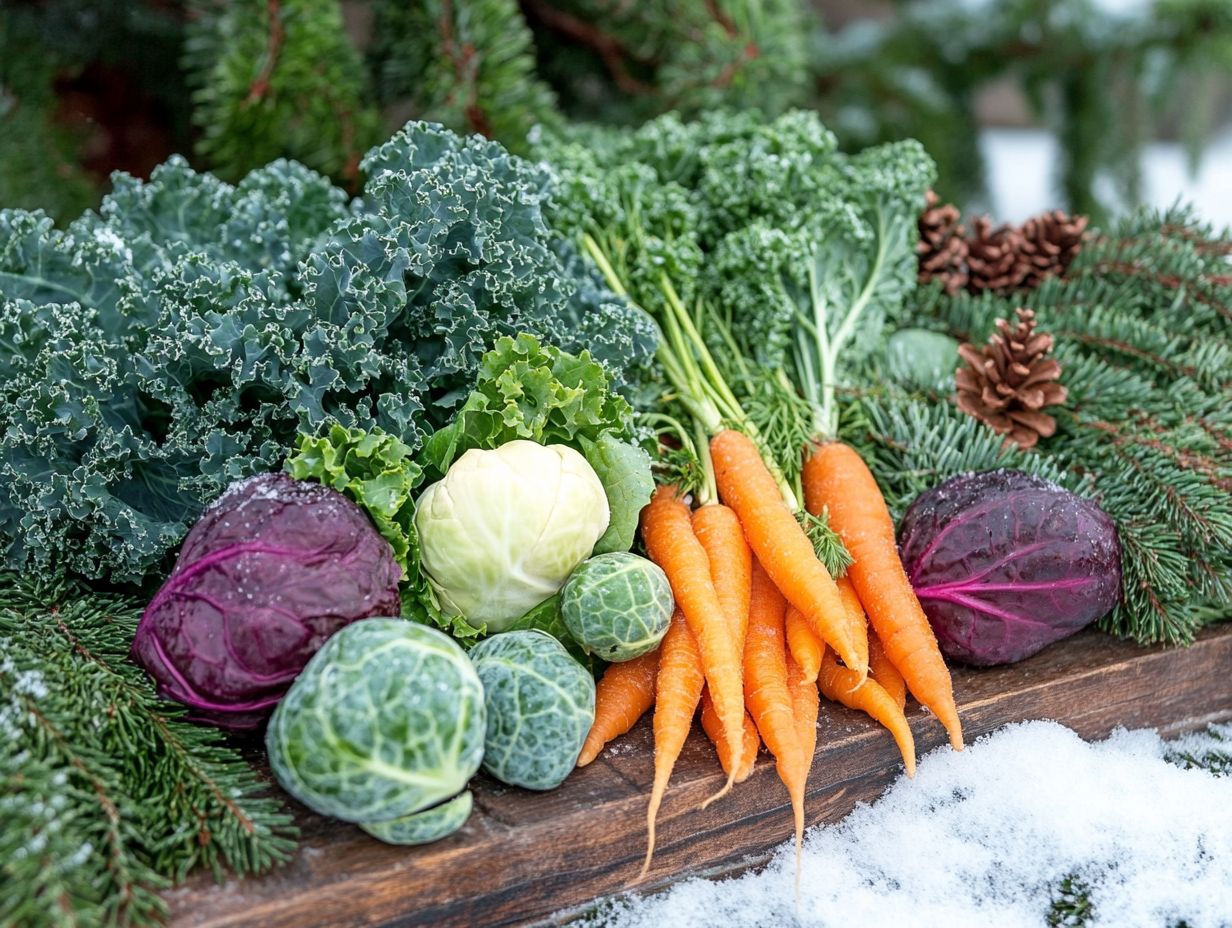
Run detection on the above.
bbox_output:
[0,123,654,583]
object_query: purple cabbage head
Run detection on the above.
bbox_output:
[898,470,1121,666]
[131,473,401,729]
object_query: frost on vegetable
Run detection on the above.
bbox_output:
[469,630,595,790]
[0,122,654,584]
[561,553,674,662]
[415,441,610,631]
[898,470,1122,665]
[266,618,485,828]
[131,473,402,729]
[884,328,960,391]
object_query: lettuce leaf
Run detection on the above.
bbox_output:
[423,333,634,475]
[285,424,422,576]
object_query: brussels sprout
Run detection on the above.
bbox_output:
[415,440,610,632]
[560,553,673,661]
[266,619,485,833]
[469,630,595,790]
[359,792,474,845]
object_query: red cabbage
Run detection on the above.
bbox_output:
[898,470,1121,666]
[131,473,401,729]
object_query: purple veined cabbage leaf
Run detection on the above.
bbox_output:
[131,473,401,729]
[898,469,1122,666]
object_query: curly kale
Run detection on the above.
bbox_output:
[0,123,654,584]
[534,109,935,488]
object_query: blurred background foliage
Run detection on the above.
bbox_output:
[2,0,1231,222]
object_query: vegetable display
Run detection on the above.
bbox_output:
[266,619,485,840]
[469,630,596,790]
[2,104,1228,925]
[898,470,1123,665]
[416,441,610,631]
[561,553,674,662]
[131,474,402,730]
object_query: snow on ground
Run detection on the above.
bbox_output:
[580,721,1232,928]
[982,127,1232,227]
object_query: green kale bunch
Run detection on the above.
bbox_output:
[534,109,934,492]
[0,122,655,584]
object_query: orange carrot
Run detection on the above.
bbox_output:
[803,442,963,749]
[700,688,759,783]
[710,429,867,678]
[818,646,916,777]
[742,559,806,888]
[787,655,820,771]
[642,609,706,877]
[692,503,753,651]
[692,502,752,779]
[784,606,822,684]
[833,577,870,690]
[577,649,661,767]
[868,623,907,710]
[641,485,747,798]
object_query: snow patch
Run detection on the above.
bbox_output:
[581,721,1232,928]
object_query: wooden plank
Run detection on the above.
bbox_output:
[165,625,1232,928]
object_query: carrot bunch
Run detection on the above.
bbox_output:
[576,428,964,882]
[558,146,961,878]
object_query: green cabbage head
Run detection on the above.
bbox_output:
[415,441,610,632]
[469,630,595,790]
[266,618,485,842]
[561,552,674,661]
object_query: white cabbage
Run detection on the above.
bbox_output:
[415,440,610,630]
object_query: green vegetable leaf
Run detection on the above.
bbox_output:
[0,122,656,584]
[505,595,598,674]
[286,424,423,576]
[406,585,488,645]
[582,433,655,555]
[799,508,853,579]
[424,333,634,474]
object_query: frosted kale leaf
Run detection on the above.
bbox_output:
[0,122,656,583]
[266,619,485,826]
[469,630,595,790]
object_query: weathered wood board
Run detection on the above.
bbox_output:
[166,625,1232,928]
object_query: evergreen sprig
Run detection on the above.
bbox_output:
[0,574,296,928]
[843,206,1232,646]
[369,0,560,153]
[184,0,383,185]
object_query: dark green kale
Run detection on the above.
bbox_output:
[0,123,655,584]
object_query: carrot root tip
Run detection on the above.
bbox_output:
[699,768,737,810]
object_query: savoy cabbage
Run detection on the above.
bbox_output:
[0,123,655,583]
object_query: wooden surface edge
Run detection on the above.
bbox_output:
[165,625,1232,928]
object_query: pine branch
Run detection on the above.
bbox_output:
[185,0,382,184]
[526,0,808,124]
[370,0,561,152]
[849,208,1232,646]
[0,574,296,927]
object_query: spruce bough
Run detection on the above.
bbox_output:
[0,573,296,928]
[842,206,1232,647]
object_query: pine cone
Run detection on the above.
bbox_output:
[966,216,1029,294]
[1018,209,1089,288]
[917,191,969,295]
[955,307,1068,450]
